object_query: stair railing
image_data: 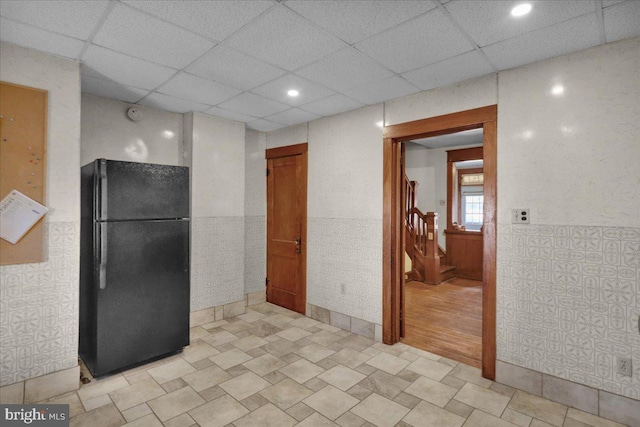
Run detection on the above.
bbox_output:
[408,208,439,258]
[404,175,445,283]
[406,208,441,284]
[405,177,418,228]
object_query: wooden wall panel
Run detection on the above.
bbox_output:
[0,82,48,265]
[444,231,483,280]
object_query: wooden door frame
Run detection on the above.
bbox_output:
[265,143,308,314]
[382,106,498,379]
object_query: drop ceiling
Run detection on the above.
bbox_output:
[1,0,638,132]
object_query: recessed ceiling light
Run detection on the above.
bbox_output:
[551,84,565,96]
[287,89,299,97]
[376,121,384,128]
[561,125,575,136]
[511,3,532,17]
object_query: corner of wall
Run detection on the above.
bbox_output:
[0,43,81,388]
[244,128,267,296]
[188,113,246,312]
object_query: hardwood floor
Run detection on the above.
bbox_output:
[402,278,482,368]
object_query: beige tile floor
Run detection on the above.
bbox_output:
[46,303,627,427]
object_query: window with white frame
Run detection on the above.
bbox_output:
[461,187,483,230]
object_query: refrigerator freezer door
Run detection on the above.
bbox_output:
[92,219,190,377]
[97,159,189,221]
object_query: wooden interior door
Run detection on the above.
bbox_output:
[266,143,307,314]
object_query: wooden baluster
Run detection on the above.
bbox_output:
[411,181,418,215]
[407,180,411,225]
[404,176,410,225]
[426,212,438,257]
[414,208,420,253]
[423,212,441,284]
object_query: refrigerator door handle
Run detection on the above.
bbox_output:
[99,159,107,220]
[99,222,107,289]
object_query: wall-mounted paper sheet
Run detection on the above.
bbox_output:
[0,190,48,244]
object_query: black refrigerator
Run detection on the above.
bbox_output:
[80,159,190,378]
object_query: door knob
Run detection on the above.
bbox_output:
[295,237,301,253]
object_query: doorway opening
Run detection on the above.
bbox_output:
[382,106,497,379]
[403,135,485,368]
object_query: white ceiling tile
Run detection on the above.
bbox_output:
[402,51,495,91]
[445,0,595,47]
[296,47,395,92]
[186,45,286,91]
[343,76,420,105]
[0,18,85,60]
[603,1,640,43]
[138,92,210,113]
[602,0,626,7]
[204,106,258,123]
[482,14,601,71]
[355,9,474,73]
[122,0,274,41]
[0,0,110,40]
[157,73,241,106]
[299,94,364,117]
[266,108,321,126]
[217,92,290,118]
[251,74,336,106]
[223,6,346,70]
[82,76,149,103]
[82,45,177,90]
[92,3,215,69]
[5,0,636,120]
[247,119,287,132]
[284,0,436,44]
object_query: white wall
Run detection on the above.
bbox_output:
[252,37,640,400]
[266,123,308,150]
[405,142,447,247]
[187,112,245,311]
[405,142,436,214]
[0,43,81,386]
[495,36,640,400]
[306,105,383,324]
[385,73,498,126]
[497,39,640,227]
[265,106,384,324]
[81,94,183,167]
[245,130,266,295]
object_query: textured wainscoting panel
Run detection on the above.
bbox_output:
[0,222,80,387]
[496,224,640,400]
[307,218,382,324]
[244,215,266,295]
[191,217,244,312]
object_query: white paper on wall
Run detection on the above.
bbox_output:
[0,190,48,244]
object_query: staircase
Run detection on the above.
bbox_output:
[404,176,456,285]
